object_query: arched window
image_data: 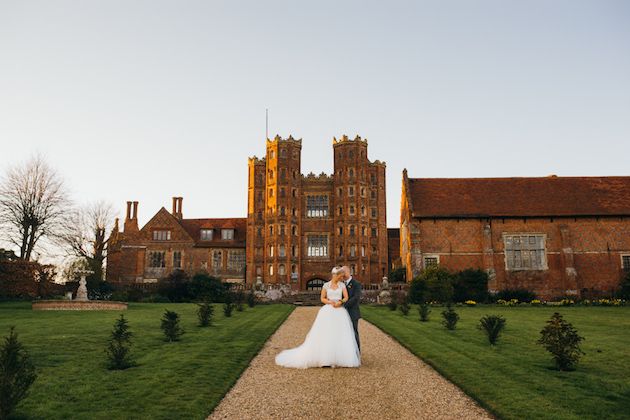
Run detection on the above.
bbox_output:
[269,264,274,275]
[278,264,286,275]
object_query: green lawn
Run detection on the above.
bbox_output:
[362,305,630,420]
[0,302,293,420]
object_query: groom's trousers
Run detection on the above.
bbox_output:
[352,318,360,351]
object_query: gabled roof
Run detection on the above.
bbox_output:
[179,218,247,247]
[140,207,195,241]
[406,176,630,218]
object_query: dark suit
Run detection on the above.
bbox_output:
[343,277,362,350]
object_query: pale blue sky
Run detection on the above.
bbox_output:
[1,0,629,233]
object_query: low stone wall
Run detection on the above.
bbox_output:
[32,300,128,311]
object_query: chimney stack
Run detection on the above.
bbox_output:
[172,197,183,219]
[123,200,139,233]
[178,197,183,218]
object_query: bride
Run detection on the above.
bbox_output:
[275,266,361,369]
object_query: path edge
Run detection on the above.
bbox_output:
[361,317,499,420]
[205,304,296,417]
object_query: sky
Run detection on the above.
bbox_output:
[1,0,629,243]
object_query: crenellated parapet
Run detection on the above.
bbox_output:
[371,159,387,167]
[332,134,368,146]
[301,171,333,183]
[248,156,266,165]
[266,134,303,146]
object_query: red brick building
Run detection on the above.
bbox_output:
[246,135,388,290]
[107,198,246,283]
[400,170,630,298]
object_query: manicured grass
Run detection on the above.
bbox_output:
[0,302,293,419]
[362,305,630,420]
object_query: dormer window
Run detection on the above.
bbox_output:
[200,229,213,241]
[153,230,171,241]
[221,229,235,240]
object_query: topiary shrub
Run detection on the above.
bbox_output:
[478,315,506,345]
[105,315,134,369]
[538,312,585,371]
[247,290,256,308]
[399,302,410,316]
[223,293,235,317]
[235,291,245,312]
[441,305,459,330]
[418,303,431,322]
[197,302,213,327]
[161,310,184,342]
[0,327,37,420]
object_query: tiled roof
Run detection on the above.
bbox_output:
[179,218,247,247]
[407,176,630,218]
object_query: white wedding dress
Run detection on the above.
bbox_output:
[275,281,361,368]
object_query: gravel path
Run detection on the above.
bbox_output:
[208,307,492,420]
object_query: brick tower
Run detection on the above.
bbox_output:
[246,134,387,290]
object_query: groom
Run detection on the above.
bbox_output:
[341,265,362,351]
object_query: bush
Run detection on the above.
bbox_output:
[161,310,184,342]
[0,327,37,420]
[223,293,235,317]
[618,272,630,300]
[453,269,489,303]
[388,267,406,283]
[408,277,428,304]
[110,290,128,302]
[419,303,431,322]
[494,289,537,303]
[188,274,228,302]
[247,290,256,308]
[399,302,410,316]
[387,300,397,311]
[197,302,214,327]
[105,315,134,369]
[158,270,191,302]
[421,266,455,303]
[235,291,244,312]
[441,305,459,330]
[538,312,585,371]
[88,280,114,301]
[478,315,506,345]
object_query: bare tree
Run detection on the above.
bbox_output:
[61,201,115,281]
[0,156,70,261]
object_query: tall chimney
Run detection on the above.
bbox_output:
[178,197,183,218]
[172,197,178,215]
[123,201,139,233]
